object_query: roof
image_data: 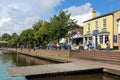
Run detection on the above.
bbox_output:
[84,10,120,23]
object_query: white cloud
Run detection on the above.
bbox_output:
[8,4,20,12]
[0,17,23,35]
[0,17,11,26]
[39,0,63,11]
[71,13,92,26]
[65,2,93,26]
[66,2,92,16]
[0,0,100,36]
[0,0,63,36]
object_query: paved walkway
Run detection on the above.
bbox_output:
[7,62,102,77]
[71,51,120,75]
[71,50,120,65]
[74,59,120,75]
[7,59,120,77]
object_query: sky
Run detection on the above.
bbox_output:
[0,0,120,36]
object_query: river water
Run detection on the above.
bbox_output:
[0,51,119,80]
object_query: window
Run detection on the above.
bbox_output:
[113,35,117,43]
[89,37,92,40]
[103,19,106,28]
[105,35,109,43]
[100,35,103,44]
[87,23,90,31]
[95,21,98,30]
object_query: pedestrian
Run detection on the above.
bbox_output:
[106,40,110,52]
[87,41,90,50]
[87,40,92,51]
[79,42,81,50]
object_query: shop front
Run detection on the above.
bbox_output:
[84,29,110,49]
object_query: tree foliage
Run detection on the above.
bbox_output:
[0,33,11,41]
[1,10,81,48]
[19,29,36,48]
[49,10,78,42]
[8,33,19,46]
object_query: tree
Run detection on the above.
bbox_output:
[19,29,36,48]
[1,10,81,47]
[35,21,52,45]
[50,10,79,42]
[32,20,44,31]
[1,33,11,41]
[8,33,19,47]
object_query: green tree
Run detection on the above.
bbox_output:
[50,10,79,42]
[8,33,19,47]
[1,33,11,41]
[35,21,52,45]
[32,20,44,31]
[1,10,81,48]
[19,29,36,48]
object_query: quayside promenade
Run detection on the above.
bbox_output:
[5,48,120,77]
[7,62,102,77]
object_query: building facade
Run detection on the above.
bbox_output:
[83,9,120,49]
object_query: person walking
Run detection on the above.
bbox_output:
[79,42,81,50]
[106,40,110,52]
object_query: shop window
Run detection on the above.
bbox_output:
[100,35,103,44]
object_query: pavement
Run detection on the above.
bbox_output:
[70,50,120,75]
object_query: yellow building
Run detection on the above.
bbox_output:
[83,9,120,49]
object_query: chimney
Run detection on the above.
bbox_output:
[92,9,97,18]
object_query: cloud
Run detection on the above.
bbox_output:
[0,0,63,36]
[8,4,21,12]
[0,17,22,35]
[71,13,92,26]
[39,0,63,11]
[66,3,92,16]
[65,2,93,26]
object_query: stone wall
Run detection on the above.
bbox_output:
[9,48,70,58]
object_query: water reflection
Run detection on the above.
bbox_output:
[103,74,120,80]
[27,73,120,80]
[0,52,56,67]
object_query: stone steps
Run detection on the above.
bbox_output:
[71,51,120,65]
